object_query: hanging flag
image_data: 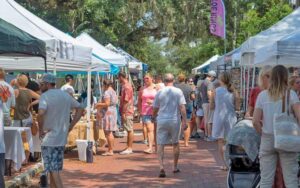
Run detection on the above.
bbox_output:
[210,0,226,39]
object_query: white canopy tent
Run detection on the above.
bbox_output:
[106,43,146,71]
[0,55,45,71]
[0,0,93,71]
[254,30,300,67]
[210,56,224,71]
[76,33,127,67]
[240,8,300,66]
[192,55,219,74]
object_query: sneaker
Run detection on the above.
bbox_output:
[194,133,201,139]
[207,136,216,142]
[119,149,133,155]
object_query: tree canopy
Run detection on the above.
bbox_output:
[17,0,293,74]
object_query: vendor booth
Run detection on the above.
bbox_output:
[192,55,219,75]
[0,0,93,72]
[0,18,46,71]
[254,30,300,67]
[240,7,300,67]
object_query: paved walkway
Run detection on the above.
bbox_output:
[60,124,227,188]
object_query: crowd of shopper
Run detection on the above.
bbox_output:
[1,65,300,187]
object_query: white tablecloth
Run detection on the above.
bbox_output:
[4,127,33,171]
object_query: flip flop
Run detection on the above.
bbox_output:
[159,169,166,178]
[173,169,181,173]
[101,152,114,156]
[144,149,153,154]
[220,166,228,171]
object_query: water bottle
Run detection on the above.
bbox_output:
[86,141,93,163]
[39,172,48,188]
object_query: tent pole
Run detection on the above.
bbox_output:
[251,66,256,89]
[246,67,251,111]
[53,58,57,76]
[86,68,92,140]
[243,66,246,111]
[44,58,47,73]
[240,66,243,111]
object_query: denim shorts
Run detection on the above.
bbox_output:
[142,115,153,123]
[186,103,193,120]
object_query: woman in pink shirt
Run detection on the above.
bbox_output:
[138,74,157,154]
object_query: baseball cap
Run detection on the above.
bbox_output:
[207,70,217,78]
[40,73,56,84]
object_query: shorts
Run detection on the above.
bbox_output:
[156,119,181,145]
[208,110,214,124]
[186,103,193,120]
[196,108,204,117]
[142,115,152,124]
[41,146,64,173]
[123,116,134,132]
[202,103,209,125]
[13,115,32,127]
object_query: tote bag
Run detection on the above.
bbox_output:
[273,90,300,152]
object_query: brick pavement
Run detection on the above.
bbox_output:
[60,124,227,188]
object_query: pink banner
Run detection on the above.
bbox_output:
[210,0,226,39]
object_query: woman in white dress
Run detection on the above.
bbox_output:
[210,72,239,170]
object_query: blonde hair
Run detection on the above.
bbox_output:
[268,65,288,101]
[289,75,299,89]
[258,65,272,89]
[219,72,234,93]
[144,73,152,78]
[17,74,28,87]
[177,73,186,82]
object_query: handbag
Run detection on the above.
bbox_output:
[273,90,300,152]
[31,117,38,136]
[93,120,106,147]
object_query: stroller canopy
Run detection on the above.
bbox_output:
[226,119,260,162]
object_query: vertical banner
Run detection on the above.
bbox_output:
[210,0,226,39]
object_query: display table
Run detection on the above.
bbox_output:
[67,121,95,147]
[4,127,33,171]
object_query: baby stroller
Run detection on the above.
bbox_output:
[225,119,261,188]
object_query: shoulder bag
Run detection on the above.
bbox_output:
[273,90,300,152]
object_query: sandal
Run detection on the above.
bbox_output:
[144,149,153,154]
[173,169,181,173]
[159,169,166,178]
[220,166,228,171]
[101,152,114,156]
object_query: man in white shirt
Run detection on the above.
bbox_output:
[0,68,15,126]
[38,73,84,188]
[0,68,12,187]
[153,73,187,178]
[61,74,75,97]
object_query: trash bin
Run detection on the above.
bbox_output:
[76,139,87,161]
[76,139,94,162]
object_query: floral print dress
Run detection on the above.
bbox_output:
[99,88,118,131]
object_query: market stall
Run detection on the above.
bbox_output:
[0,0,93,72]
[192,55,219,74]
[0,18,46,70]
[254,30,300,67]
